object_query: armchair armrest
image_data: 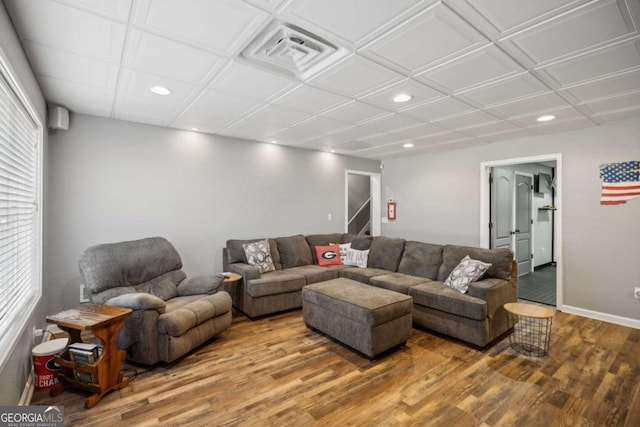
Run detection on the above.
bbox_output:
[467,278,517,319]
[229,262,260,282]
[105,292,166,313]
[178,274,224,296]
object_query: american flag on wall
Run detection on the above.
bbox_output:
[599,160,640,205]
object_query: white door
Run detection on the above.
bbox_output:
[515,174,533,276]
[490,168,513,250]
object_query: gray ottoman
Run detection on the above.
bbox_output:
[302,278,413,358]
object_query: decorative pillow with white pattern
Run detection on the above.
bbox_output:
[242,239,275,273]
[343,248,369,268]
[444,255,492,294]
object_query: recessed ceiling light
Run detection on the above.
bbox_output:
[403,142,414,148]
[191,127,199,131]
[330,149,336,153]
[536,114,556,122]
[270,140,278,144]
[150,86,171,95]
[393,93,413,103]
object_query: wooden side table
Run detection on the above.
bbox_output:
[46,304,132,408]
[222,272,243,309]
[504,302,554,357]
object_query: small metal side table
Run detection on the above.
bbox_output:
[504,302,554,357]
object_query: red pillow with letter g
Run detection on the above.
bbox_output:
[315,244,342,266]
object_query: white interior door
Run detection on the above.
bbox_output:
[490,168,513,250]
[515,173,533,276]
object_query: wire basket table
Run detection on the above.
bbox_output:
[504,302,554,357]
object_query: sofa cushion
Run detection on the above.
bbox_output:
[445,255,491,294]
[437,245,513,282]
[246,270,306,297]
[243,239,276,273]
[340,267,389,284]
[158,292,232,337]
[286,265,339,284]
[276,235,313,269]
[398,241,443,280]
[314,245,342,266]
[306,233,346,263]
[409,282,487,321]
[344,234,373,250]
[369,273,431,294]
[367,236,405,272]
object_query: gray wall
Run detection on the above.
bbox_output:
[45,114,380,316]
[382,118,640,321]
[0,2,47,405]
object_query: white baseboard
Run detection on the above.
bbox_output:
[19,367,34,406]
[559,305,640,329]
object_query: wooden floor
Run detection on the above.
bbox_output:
[32,309,640,426]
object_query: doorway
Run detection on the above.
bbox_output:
[491,170,534,276]
[481,154,562,308]
[345,170,381,236]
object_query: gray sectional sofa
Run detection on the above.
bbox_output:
[223,233,517,347]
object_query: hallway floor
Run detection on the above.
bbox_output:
[518,265,556,306]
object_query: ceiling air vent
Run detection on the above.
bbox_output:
[241,21,347,80]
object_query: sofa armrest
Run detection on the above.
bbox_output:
[105,292,166,313]
[467,278,517,319]
[178,275,224,296]
[229,262,260,281]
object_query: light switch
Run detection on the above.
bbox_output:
[327,214,332,221]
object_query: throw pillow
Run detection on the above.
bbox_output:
[343,248,369,268]
[243,239,275,274]
[338,243,351,264]
[314,244,342,266]
[444,255,492,294]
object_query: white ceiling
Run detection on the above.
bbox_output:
[5,0,640,159]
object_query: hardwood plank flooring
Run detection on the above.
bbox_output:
[31,310,640,426]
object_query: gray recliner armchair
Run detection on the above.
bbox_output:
[78,237,232,365]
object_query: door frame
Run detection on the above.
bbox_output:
[480,154,563,308]
[514,171,534,275]
[345,170,381,236]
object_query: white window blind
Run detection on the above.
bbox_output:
[0,68,42,368]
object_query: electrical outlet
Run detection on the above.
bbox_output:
[635,287,640,300]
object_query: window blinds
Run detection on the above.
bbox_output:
[0,70,41,364]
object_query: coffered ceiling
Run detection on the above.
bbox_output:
[5,0,640,159]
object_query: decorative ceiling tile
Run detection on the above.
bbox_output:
[579,90,640,115]
[247,104,312,127]
[280,0,429,46]
[536,38,640,88]
[527,116,595,134]
[508,106,586,127]
[5,0,127,62]
[133,0,269,56]
[485,92,571,119]
[461,0,590,35]
[360,113,423,132]
[271,85,350,114]
[55,0,133,22]
[401,97,474,121]
[124,30,227,84]
[38,75,114,117]
[502,0,638,66]
[319,101,389,123]
[431,110,500,130]
[310,55,404,98]
[561,69,640,102]
[416,44,524,93]
[209,62,298,101]
[458,73,550,107]
[361,2,489,74]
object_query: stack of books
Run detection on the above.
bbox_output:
[68,342,100,384]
